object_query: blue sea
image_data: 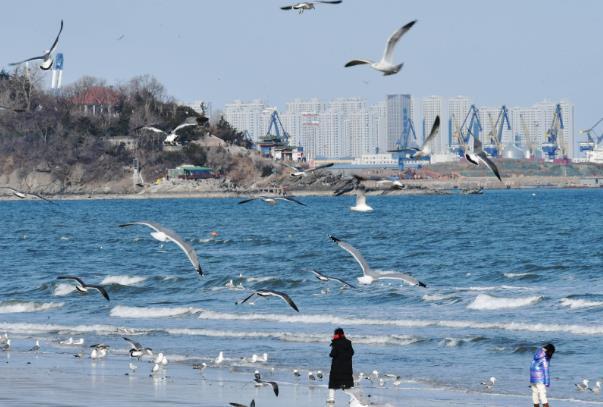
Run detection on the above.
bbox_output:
[0,189,602,403]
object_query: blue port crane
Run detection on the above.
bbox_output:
[460,105,482,145]
[541,104,564,160]
[264,110,290,145]
[484,105,511,157]
[393,117,418,150]
[579,117,603,152]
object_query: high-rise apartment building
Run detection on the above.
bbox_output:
[223,100,268,142]
[386,94,415,150]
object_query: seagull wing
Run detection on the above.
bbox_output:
[229,404,248,407]
[344,59,372,68]
[236,292,258,305]
[29,192,55,204]
[264,380,279,396]
[310,269,328,281]
[477,152,502,182]
[119,221,203,275]
[238,197,258,205]
[262,290,299,312]
[86,285,111,301]
[123,337,143,350]
[328,235,370,275]
[48,20,64,55]
[280,5,294,10]
[334,182,355,196]
[374,271,426,288]
[57,276,86,286]
[141,126,167,135]
[329,275,356,289]
[282,162,300,171]
[382,20,416,64]
[281,196,306,206]
[172,122,196,133]
[9,56,47,66]
[306,162,334,173]
[416,115,440,156]
[316,0,342,4]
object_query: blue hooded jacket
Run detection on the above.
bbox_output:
[530,348,550,386]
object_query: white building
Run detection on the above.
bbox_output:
[448,96,472,151]
[369,101,388,154]
[223,100,270,142]
[422,96,444,154]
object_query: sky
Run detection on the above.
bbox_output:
[1,0,602,131]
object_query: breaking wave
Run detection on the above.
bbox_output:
[100,275,146,286]
[110,305,201,318]
[53,284,76,296]
[560,298,603,310]
[467,294,542,310]
[0,301,64,314]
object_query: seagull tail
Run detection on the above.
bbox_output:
[197,265,203,276]
[417,281,427,288]
[328,235,340,243]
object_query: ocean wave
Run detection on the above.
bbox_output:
[560,298,603,310]
[0,301,63,314]
[110,305,201,318]
[467,294,542,310]
[456,285,535,292]
[422,293,461,303]
[53,284,76,296]
[0,321,146,336]
[100,275,146,286]
[503,272,537,279]
[246,276,277,283]
[438,337,484,347]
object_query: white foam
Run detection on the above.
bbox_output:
[503,272,534,279]
[0,302,63,314]
[53,284,76,296]
[467,294,543,310]
[100,275,146,286]
[110,305,201,319]
[422,293,459,302]
[0,321,146,336]
[456,285,534,292]
[246,276,276,283]
[560,298,603,310]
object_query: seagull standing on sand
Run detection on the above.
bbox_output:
[0,187,55,203]
[388,116,440,158]
[576,379,590,391]
[465,135,503,182]
[590,381,601,394]
[236,290,300,312]
[281,1,342,14]
[119,221,203,275]
[215,351,225,365]
[9,20,63,70]
[329,235,427,287]
[345,20,417,76]
[56,276,110,301]
[238,195,306,206]
[1,339,11,351]
[29,340,40,352]
[310,270,355,289]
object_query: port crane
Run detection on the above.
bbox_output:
[484,105,511,157]
[450,113,465,156]
[460,105,482,145]
[392,117,418,151]
[579,117,603,152]
[541,103,564,160]
[264,111,290,145]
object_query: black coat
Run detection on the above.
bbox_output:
[328,337,354,389]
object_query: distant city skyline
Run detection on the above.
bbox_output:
[0,0,601,134]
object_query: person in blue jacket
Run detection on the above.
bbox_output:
[530,343,555,407]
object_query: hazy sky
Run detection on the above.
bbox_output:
[1,0,602,131]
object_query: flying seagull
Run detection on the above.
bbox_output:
[345,20,417,76]
[236,290,300,312]
[238,195,306,206]
[334,176,374,212]
[255,378,279,397]
[10,20,64,70]
[480,377,496,390]
[0,187,55,203]
[56,276,110,301]
[281,1,342,14]
[465,136,503,182]
[310,270,355,289]
[123,337,153,360]
[329,235,427,287]
[134,121,197,145]
[284,162,334,177]
[119,221,203,275]
[388,116,440,158]
[229,401,255,407]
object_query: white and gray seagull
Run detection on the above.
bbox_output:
[309,269,355,289]
[284,162,334,177]
[236,290,300,312]
[135,121,197,146]
[229,400,255,407]
[388,116,440,158]
[123,337,153,360]
[56,276,110,301]
[238,195,306,206]
[0,187,55,203]
[345,20,417,76]
[480,376,496,390]
[281,1,342,14]
[329,235,427,287]
[119,221,203,275]
[464,134,502,182]
[576,379,590,391]
[10,20,63,70]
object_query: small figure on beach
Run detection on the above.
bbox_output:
[328,327,354,404]
[530,343,555,407]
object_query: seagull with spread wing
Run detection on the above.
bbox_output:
[119,221,203,275]
[465,135,503,182]
[10,20,64,70]
[345,20,416,75]
[388,116,440,158]
[309,269,355,289]
[238,195,306,206]
[123,337,153,360]
[56,276,110,301]
[284,162,334,177]
[229,401,255,407]
[236,290,299,312]
[0,187,55,203]
[281,1,342,14]
[135,120,197,145]
[329,235,426,287]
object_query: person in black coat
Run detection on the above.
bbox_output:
[327,327,354,404]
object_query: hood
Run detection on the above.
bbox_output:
[533,348,546,361]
